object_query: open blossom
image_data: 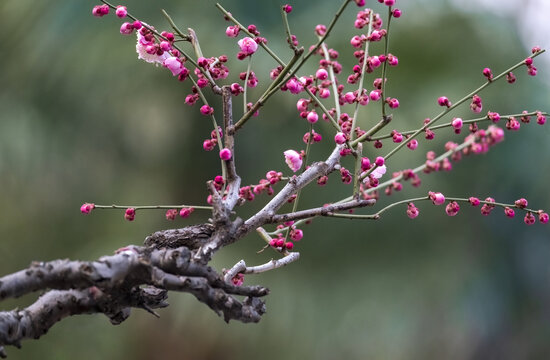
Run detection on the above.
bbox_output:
[372,165,387,180]
[284,150,302,172]
[238,37,258,56]
[163,57,185,76]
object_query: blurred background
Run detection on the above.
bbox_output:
[0,0,549,359]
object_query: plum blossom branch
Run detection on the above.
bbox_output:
[223,252,300,284]
[368,111,548,140]
[380,6,393,117]
[350,10,375,142]
[92,204,213,211]
[352,49,547,149]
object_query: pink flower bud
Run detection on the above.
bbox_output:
[514,198,528,208]
[504,207,515,218]
[392,131,403,143]
[437,96,451,107]
[334,132,347,145]
[369,90,381,101]
[407,139,418,150]
[315,24,327,36]
[225,25,240,38]
[219,148,232,161]
[429,191,445,205]
[285,242,294,250]
[124,208,136,221]
[316,68,328,80]
[306,111,319,124]
[284,150,302,172]
[539,212,549,224]
[445,201,460,216]
[283,4,293,13]
[361,157,371,171]
[200,105,214,116]
[80,203,95,214]
[286,78,303,94]
[524,212,536,225]
[375,156,385,167]
[290,229,303,241]
[407,202,419,219]
[119,22,134,35]
[451,117,463,130]
[392,9,402,18]
[165,209,178,220]
[469,197,480,206]
[115,5,127,18]
[179,207,194,218]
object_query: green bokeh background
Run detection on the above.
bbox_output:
[1,1,549,359]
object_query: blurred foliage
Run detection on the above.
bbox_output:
[0,0,549,359]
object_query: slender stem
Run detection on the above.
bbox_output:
[281,6,297,52]
[233,50,302,131]
[353,143,363,198]
[161,9,189,40]
[283,123,314,241]
[243,57,252,115]
[269,136,475,235]
[321,42,341,121]
[352,50,546,150]
[368,111,548,140]
[304,86,341,132]
[379,50,546,162]
[293,0,352,76]
[445,197,541,214]
[189,76,227,181]
[93,204,213,210]
[380,6,392,117]
[227,0,352,132]
[350,10,374,142]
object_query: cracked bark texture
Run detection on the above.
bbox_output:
[0,231,268,357]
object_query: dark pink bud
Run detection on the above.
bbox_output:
[80,203,95,214]
[504,207,515,218]
[361,157,371,171]
[407,139,418,150]
[437,96,451,107]
[283,4,292,13]
[539,212,549,224]
[179,207,194,218]
[124,208,136,221]
[445,201,460,216]
[514,198,528,209]
[524,212,536,225]
[165,209,178,220]
[469,197,480,206]
[219,148,232,161]
[290,229,303,241]
[429,191,445,205]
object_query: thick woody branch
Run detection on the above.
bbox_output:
[0,238,269,355]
